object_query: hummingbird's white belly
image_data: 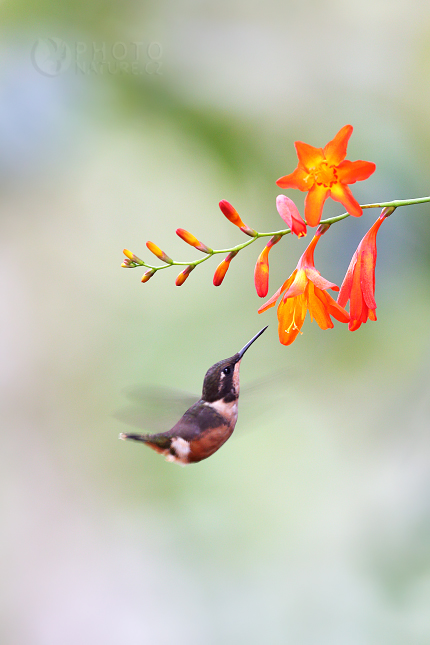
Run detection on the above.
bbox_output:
[205,399,238,425]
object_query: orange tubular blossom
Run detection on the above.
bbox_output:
[337,208,392,331]
[254,235,281,298]
[276,125,376,227]
[258,226,350,345]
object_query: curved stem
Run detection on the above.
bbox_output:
[126,196,430,271]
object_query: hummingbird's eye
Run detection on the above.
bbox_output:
[222,366,231,375]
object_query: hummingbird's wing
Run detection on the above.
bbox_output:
[113,385,199,433]
[114,369,293,436]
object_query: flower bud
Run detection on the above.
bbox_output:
[176,229,212,253]
[276,195,307,237]
[123,249,143,264]
[175,264,195,286]
[254,235,281,297]
[213,251,238,287]
[146,241,173,264]
[219,200,256,237]
[141,269,156,283]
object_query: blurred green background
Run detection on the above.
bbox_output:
[2,1,430,643]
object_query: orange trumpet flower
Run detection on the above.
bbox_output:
[258,225,349,345]
[337,208,393,331]
[254,235,282,298]
[276,125,376,227]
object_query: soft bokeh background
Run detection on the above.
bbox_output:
[2,1,430,643]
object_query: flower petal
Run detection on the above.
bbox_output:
[276,166,313,191]
[295,142,325,170]
[306,284,333,330]
[304,184,329,227]
[305,267,339,292]
[282,268,308,299]
[330,183,362,217]
[276,194,297,227]
[276,195,307,237]
[258,274,295,313]
[349,319,362,332]
[337,250,358,307]
[323,125,353,165]
[349,256,364,323]
[278,295,307,346]
[337,160,376,184]
[359,216,385,309]
[322,290,350,323]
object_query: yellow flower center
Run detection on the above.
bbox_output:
[312,162,338,187]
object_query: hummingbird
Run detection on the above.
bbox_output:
[119,326,268,465]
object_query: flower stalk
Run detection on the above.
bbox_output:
[121,197,430,277]
[120,120,429,347]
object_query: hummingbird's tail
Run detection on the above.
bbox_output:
[119,432,172,455]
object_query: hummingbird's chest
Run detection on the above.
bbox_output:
[205,398,238,426]
[186,400,238,462]
[166,398,239,464]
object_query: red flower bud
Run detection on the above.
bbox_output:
[213,251,238,287]
[175,264,195,286]
[176,229,212,253]
[254,235,281,297]
[219,200,256,237]
[146,241,173,264]
[276,195,307,237]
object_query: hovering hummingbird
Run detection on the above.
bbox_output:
[119,326,268,465]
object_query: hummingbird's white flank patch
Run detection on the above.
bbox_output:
[166,436,191,464]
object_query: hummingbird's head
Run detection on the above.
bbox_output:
[201,327,267,403]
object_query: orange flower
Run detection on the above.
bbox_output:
[276,125,376,227]
[337,208,392,331]
[258,226,349,345]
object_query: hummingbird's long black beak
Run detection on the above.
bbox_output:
[238,326,268,359]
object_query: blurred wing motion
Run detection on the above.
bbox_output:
[114,369,294,437]
[113,385,198,434]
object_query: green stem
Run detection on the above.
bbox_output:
[127,196,430,271]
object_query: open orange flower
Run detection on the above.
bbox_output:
[258,225,349,345]
[337,208,393,331]
[276,125,376,227]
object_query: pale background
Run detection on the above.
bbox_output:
[1,1,430,643]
